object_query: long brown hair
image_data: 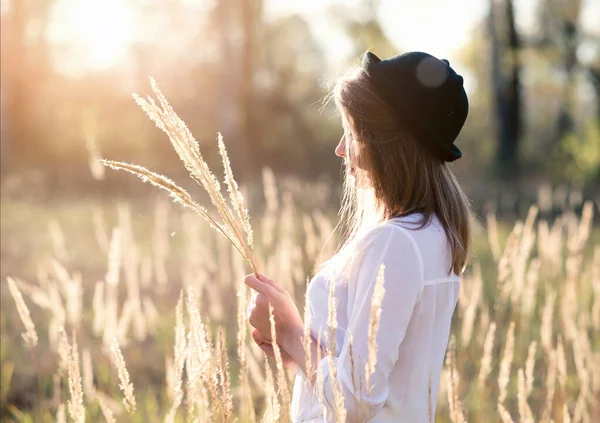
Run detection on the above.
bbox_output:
[326,66,472,275]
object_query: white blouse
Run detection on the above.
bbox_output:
[291,213,461,422]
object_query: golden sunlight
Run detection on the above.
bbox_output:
[48,0,136,76]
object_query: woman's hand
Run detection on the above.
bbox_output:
[245,274,304,347]
[251,329,296,368]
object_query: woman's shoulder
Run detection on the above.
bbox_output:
[384,213,446,244]
[357,213,436,243]
[386,213,458,280]
[354,217,423,258]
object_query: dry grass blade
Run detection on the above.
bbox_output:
[82,348,95,400]
[97,395,116,423]
[218,133,254,249]
[446,336,466,423]
[498,321,515,404]
[498,402,514,423]
[59,329,85,423]
[302,284,314,385]
[325,278,347,423]
[99,160,252,268]
[236,283,256,422]
[129,79,258,274]
[56,404,66,423]
[99,160,208,221]
[6,277,38,347]
[165,292,186,423]
[478,321,496,386]
[101,77,259,275]
[268,304,291,417]
[524,341,537,397]
[366,264,386,394]
[109,337,136,413]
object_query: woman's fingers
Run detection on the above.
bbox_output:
[244,274,278,297]
[252,328,269,343]
[258,342,275,357]
[252,329,275,358]
[257,274,286,293]
[255,294,268,307]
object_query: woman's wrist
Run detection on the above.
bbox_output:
[281,324,305,354]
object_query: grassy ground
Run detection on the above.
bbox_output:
[1,186,598,422]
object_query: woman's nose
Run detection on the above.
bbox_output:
[335,136,346,158]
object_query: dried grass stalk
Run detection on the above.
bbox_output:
[165,292,186,423]
[268,303,291,416]
[366,264,386,393]
[498,321,515,404]
[478,321,496,386]
[325,279,346,423]
[108,338,136,413]
[56,403,66,423]
[6,277,38,347]
[517,369,534,423]
[101,79,258,275]
[60,329,85,423]
[302,283,314,384]
[82,348,96,400]
[446,336,466,423]
[262,355,281,423]
[524,341,537,397]
[236,283,256,422]
[216,327,233,421]
[497,402,515,423]
[97,394,116,423]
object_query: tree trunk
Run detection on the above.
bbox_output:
[488,0,523,176]
[1,2,29,167]
[239,0,263,177]
[555,2,582,141]
[589,67,600,121]
[502,0,522,169]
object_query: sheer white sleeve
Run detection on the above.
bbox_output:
[316,225,424,422]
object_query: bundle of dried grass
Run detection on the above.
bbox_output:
[101,78,258,276]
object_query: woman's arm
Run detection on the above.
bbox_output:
[252,328,298,369]
[245,275,327,381]
[281,325,327,385]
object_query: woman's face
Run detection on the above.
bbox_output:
[335,114,362,178]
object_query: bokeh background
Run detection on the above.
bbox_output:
[1,0,599,422]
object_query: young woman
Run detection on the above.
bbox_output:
[245,51,472,422]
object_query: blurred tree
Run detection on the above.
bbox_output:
[488,0,523,177]
[536,0,582,143]
[530,0,599,187]
[590,65,600,121]
[1,0,56,169]
[239,0,262,176]
[259,14,329,176]
[326,0,396,60]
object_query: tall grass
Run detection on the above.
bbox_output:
[2,181,598,422]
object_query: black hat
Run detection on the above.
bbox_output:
[362,51,468,162]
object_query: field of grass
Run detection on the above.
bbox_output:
[1,175,598,422]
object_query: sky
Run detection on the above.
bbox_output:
[267,0,488,64]
[268,0,599,63]
[41,0,600,78]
